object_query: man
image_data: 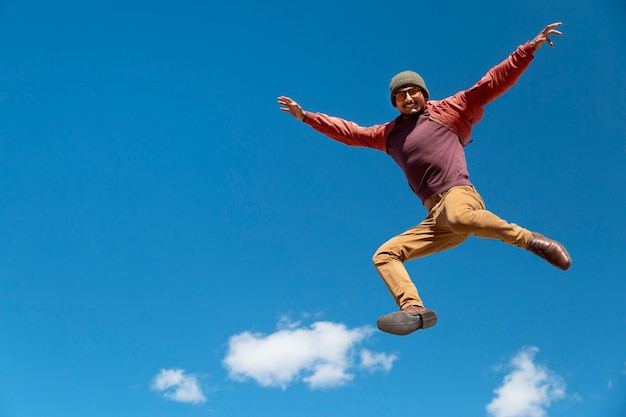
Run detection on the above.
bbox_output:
[277,22,571,336]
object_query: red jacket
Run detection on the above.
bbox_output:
[303,42,536,151]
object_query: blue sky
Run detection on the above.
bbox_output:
[1,0,625,416]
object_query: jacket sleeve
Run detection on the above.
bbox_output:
[303,111,391,152]
[462,42,535,108]
[428,42,536,144]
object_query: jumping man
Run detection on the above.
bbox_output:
[277,22,571,336]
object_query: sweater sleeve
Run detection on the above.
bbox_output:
[427,42,536,143]
[303,111,391,152]
[462,42,535,108]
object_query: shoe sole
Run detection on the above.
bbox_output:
[376,309,438,336]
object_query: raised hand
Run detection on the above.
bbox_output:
[530,22,563,50]
[277,96,306,121]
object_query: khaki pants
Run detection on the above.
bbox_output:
[372,185,533,309]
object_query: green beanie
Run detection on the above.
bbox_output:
[389,71,429,106]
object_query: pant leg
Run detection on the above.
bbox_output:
[372,200,468,309]
[442,185,533,248]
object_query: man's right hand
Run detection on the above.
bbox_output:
[278,96,306,121]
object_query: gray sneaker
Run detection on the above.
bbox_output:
[377,306,438,336]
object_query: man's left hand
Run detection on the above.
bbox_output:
[530,22,563,50]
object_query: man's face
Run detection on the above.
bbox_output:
[393,86,426,118]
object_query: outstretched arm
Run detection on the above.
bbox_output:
[277,96,306,121]
[276,95,390,151]
[465,21,564,102]
[529,22,562,50]
[429,22,564,143]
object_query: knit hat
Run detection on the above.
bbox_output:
[389,71,429,106]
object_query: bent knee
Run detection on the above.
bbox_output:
[372,250,401,267]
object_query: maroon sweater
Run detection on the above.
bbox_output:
[385,110,471,202]
[303,43,536,203]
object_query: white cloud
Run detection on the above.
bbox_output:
[359,349,397,372]
[223,320,397,390]
[487,347,565,417]
[151,368,206,404]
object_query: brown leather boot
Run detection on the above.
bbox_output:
[527,232,572,270]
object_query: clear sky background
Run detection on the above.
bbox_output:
[1,0,625,416]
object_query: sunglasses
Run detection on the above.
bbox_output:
[394,87,423,102]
